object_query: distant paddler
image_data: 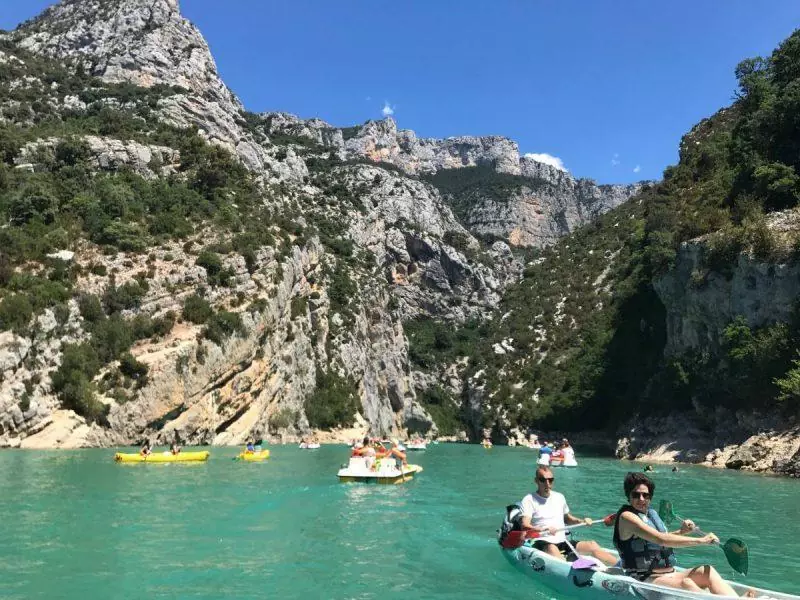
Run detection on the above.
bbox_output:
[140,440,152,457]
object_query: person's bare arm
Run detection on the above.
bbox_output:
[619,512,717,548]
[520,516,556,534]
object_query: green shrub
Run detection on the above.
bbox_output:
[419,385,462,436]
[203,310,245,345]
[196,250,232,286]
[268,408,296,431]
[304,369,360,429]
[182,294,213,324]
[78,293,104,323]
[90,315,133,363]
[0,294,33,334]
[51,343,108,424]
[290,296,307,320]
[103,281,146,314]
[119,352,149,387]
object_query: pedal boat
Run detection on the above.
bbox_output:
[337,456,422,484]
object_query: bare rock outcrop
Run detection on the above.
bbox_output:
[655,209,800,356]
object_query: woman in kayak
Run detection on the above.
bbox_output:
[614,472,737,596]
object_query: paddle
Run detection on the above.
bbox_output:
[502,513,616,549]
[658,499,749,576]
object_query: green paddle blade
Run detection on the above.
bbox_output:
[722,538,749,576]
[658,499,678,526]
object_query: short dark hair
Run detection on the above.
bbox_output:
[535,466,553,480]
[624,472,655,498]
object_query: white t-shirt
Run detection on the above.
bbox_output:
[521,491,569,543]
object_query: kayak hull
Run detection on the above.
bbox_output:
[235,450,270,461]
[114,451,209,463]
[502,544,799,600]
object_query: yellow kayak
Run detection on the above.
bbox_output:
[235,450,270,461]
[114,451,210,463]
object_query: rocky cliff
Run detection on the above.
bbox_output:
[0,0,638,449]
[655,209,800,356]
[264,112,643,248]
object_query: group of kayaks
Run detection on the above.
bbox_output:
[114,442,322,463]
[113,449,272,463]
[113,441,425,485]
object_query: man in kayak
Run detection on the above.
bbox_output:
[139,441,152,457]
[521,466,617,566]
[613,472,737,595]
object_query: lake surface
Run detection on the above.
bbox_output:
[2,445,799,599]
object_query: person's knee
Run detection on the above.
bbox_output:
[689,565,713,587]
[680,577,702,591]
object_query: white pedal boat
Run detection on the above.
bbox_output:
[337,456,422,484]
[405,440,427,451]
[299,442,320,449]
[501,544,798,600]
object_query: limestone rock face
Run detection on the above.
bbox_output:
[460,160,642,248]
[15,0,236,108]
[263,113,522,176]
[264,113,641,248]
[17,135,181,178]
[615,408,800,476]
[11,0,292,177]
[655,209,800,356]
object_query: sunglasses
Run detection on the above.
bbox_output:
[630,491,652,500]
[537,477,555,484]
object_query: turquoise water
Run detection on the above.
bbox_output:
[1,445,799,599]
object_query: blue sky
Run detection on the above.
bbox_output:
[3,2,800,184]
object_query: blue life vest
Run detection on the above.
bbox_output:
[613,505,677,576]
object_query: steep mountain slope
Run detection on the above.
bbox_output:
[437,30,800,475]
[0,0,633,448]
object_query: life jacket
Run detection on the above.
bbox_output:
[498,503,526,548]
[613,505,676,576]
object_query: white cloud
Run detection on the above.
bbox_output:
[633,165,641,174]
[611,153,620,167]
[382,101,395,117]
[524,152,567,172]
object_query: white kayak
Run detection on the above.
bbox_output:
[501,544,799,600]
[299,442,320,449]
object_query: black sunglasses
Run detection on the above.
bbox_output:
[537,477,555,483]
[630,491,651,500]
